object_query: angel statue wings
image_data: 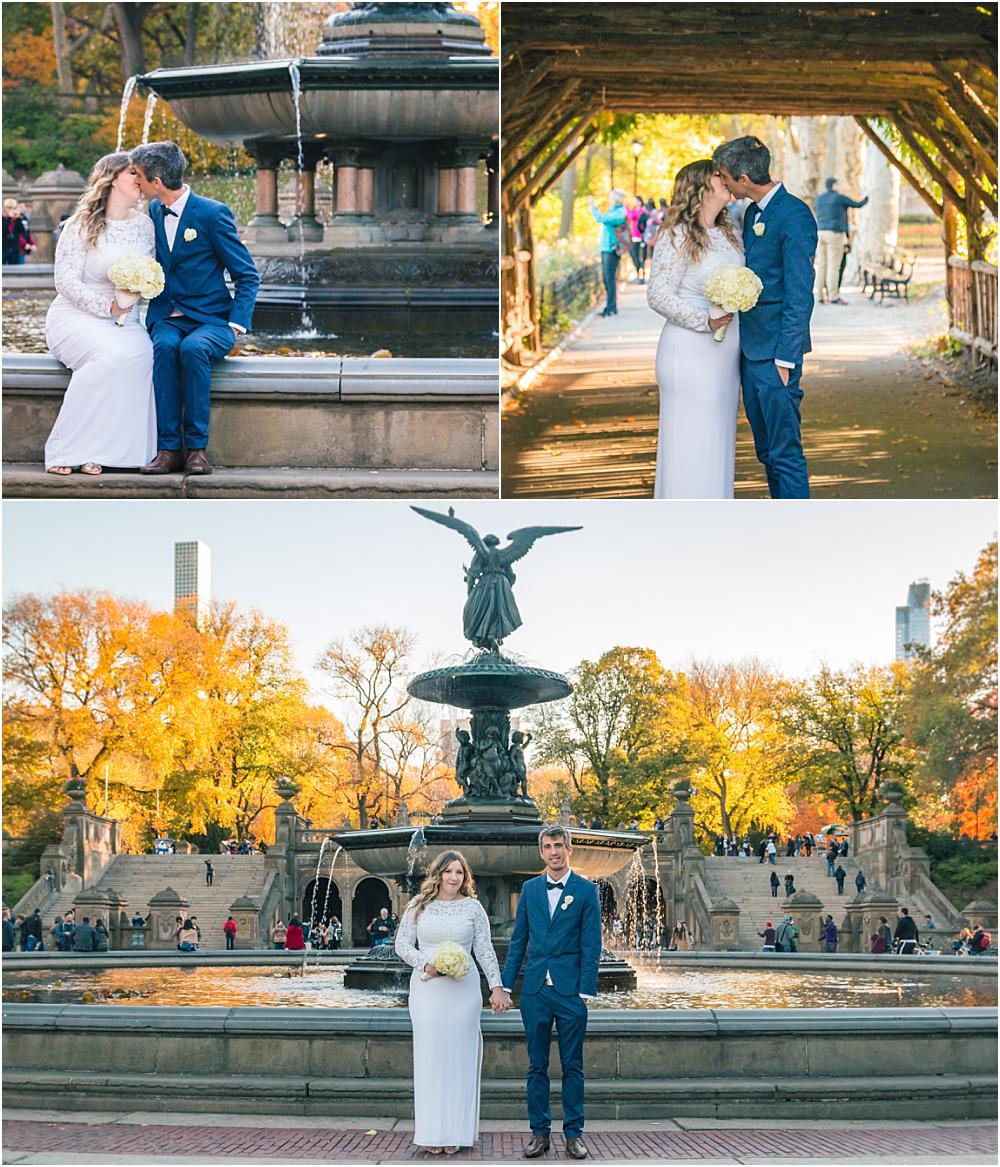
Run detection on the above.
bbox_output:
[411,507,581,652]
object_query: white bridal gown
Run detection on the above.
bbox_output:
[44,214,157,470]
[394,897,503,1148]
[647,226,743,499]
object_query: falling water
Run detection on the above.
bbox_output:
[308,836,331,928]
[287,60,315,333]
[141,93,158,144]
[319,844,343,925]
[650,833,664,949]
[116,76,139,151]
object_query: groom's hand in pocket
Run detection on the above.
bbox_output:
[775,362,790,386]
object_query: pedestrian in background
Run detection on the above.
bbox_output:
[813,177,868,304]
[587,190,627,317]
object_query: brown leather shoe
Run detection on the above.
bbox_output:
[523,1135,550,1158]
[185,449,213,475]
[564,1138,589,1160]
[141,450,184,475]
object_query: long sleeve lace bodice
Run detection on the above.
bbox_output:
[647,227,744,332]
[395,897,503,989]
[53,214,155,319]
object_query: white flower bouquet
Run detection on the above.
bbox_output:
[702,264,764,343]
[106,254,165,326]
[421,940,471,981]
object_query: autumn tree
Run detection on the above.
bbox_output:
[686,657,794,840]
[530,646,690,825]
[906,541,998,837]
[784,662,914,822]
[316,625,417,828]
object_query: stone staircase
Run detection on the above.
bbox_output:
[703,853,871,948]
[39,854,271,946]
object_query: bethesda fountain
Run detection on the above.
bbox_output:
[136,2,498,347]
[336,506,648,994]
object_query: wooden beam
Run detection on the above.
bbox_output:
[932,63,999,143]
[510,113,598,212]
[891,113,967,212]
[500,55,555,116]
[533,124,601,204]
[928,92,998,181]
[905,104,998,217]
[854,116,943,218]
[502,78,583,161]
[502,99,589,190]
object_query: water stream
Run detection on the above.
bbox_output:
[141,93,158,144]
[116,76,139,152]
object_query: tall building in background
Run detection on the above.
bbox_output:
[174,540,211,629]
[895,579,931,661]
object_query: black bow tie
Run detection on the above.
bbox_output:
[164,207,178,217]
[547,881,565,890]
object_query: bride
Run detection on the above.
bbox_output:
[44,152,156,475]
[394,850,508,1155]
[647,159,744,499]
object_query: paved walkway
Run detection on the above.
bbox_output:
[2,1113,996,1165]
[501,262,997,498]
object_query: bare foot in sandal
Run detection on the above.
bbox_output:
[80,463,103,475]
[46,466,72,476]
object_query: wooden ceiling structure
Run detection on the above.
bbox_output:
[500,3,998,361]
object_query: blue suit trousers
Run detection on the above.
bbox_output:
[520,984,588,1138]
[150,316,234,451]
[740,357,810,499]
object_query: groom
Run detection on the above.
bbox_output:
[129,141,260,475]
[500,826,602,1160]
[713,135,818,499]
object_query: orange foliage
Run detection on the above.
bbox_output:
[3,27,57,89]
[785,785,843,836]
[951,762,999,839]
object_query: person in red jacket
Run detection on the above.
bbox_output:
[223,916,237,951]
[284,915,306,951]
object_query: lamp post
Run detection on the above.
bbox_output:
[632,140,643,195]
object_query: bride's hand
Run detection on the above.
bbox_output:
[423,963,440,978]
[489,987,511,1013]
[708,313,733,331]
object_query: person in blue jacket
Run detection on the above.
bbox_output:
[587,190,628,317]
[129,140,260,477]
[713,135,818,499]
[813,177,869,305]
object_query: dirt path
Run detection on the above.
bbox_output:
[501,263,997,499]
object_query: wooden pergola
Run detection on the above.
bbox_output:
[501,2,998,365]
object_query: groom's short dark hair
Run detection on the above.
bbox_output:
[129,141,186,190]
[539,825,572,849]
[713,136,771,185]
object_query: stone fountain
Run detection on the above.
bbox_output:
[337,507,647,995]
[136,2,498,345]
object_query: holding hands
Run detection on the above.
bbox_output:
[490,987,512,1013]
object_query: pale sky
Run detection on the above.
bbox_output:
[2,501,994,695]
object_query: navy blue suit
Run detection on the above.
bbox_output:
[146,191,260,451]
[739,184,818,499]
[501,871,602,1139]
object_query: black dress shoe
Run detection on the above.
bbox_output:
[565,1137,589,1159]
[185,449,213,475]
[523,1135,550,1158]
[141,450,184,475]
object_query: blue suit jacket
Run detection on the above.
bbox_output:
[740,185,818,366]
[501,870,602,998]
[146,191,260,333]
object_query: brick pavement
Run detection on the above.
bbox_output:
[2,1117,997,1164]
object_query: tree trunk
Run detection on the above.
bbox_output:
[113,3,146,80]
[857,136,900,267]
[184,3,198,66]
[557,159,577,240]
[835,117,866,282]
[780,119,800,191]
[793,116,824,203]
[51,3,75,100]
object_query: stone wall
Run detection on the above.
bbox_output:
[3,1004,995,1120]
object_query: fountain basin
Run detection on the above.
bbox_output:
[408,657,572,709]
[138,58,498,147]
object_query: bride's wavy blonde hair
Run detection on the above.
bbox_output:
[660,159,741,262]
[406,850,476,920]
[64,152,133,248]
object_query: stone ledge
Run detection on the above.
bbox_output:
[1,465,499,499]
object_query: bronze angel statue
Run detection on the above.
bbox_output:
[411,507,581,651]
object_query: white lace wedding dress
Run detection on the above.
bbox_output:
[44,213,157,470]
[394,897,503,1148]
[647,226,743,499]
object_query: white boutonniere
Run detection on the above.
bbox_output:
[561,895,574,910]
[753,222,765,237]
[183,228,197,242]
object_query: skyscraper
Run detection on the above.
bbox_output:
[174,540,211,629]
[895,580,931,661]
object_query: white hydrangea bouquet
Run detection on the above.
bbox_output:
[421,940,471,981]
[106,254,165,326]
[702,264,764,343]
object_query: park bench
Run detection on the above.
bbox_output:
[862,249,916,303]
